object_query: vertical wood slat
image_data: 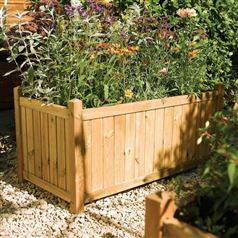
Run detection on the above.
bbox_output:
[114,115,126,184]
[180,104,190,165]
[135,112,146,178]
[83,121,92,194]
[21,106,28,173]
[68,99,84,213]
[14,87,23,181]
[154,109,164,174]
[48,114,57,186]
[65,119,71,192]
[163,108,174,170]
[145,110,156,175]
[25,107,35,174]
[171,106,183,168]
[103,117,115,188]
[125,113,136,181]
[41,112,50,182]
[57,117,66,190]
[33,111,42,178]
[91,118,103,191]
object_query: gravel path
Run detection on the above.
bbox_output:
[0,132,199,238]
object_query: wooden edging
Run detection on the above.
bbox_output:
[144,191,218,238]
[20,97,70,119]
[82,91,219,120]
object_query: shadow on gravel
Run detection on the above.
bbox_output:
[86,210,142,238]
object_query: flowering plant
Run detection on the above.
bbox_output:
[5,1,212,108]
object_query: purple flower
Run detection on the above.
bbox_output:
[89,4,103,12]
[77,6,89,17]
[65,5,75,16]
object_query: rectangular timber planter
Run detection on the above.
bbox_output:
[14,84,224,213]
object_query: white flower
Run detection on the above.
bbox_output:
[176,8,197,18]
[159,67,168,75]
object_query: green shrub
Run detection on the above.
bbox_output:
[4,1,212,107]
[176,109,238,237]
[120,0,238,104]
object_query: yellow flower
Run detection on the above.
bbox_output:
[188,49,199,60]
[188,41,197,48]
[124,89,133,98]
[176,8,197,18]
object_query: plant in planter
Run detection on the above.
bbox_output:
[8,2,224,213]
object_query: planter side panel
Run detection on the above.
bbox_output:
[19,97,71,202]
[83,89,223,201]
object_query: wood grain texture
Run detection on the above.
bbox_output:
[68,99,85,213]
[25,108,35,174]
[125,113,136,182]
[57,117,66,190]
[33,110,42,178]
[14,87,24,181]
[103,117,115,188]
[41,112,50,182]
[114,115,126,184]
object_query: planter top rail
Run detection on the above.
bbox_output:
[19,85,223,121]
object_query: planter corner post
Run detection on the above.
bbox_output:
[13,86,24,182]
[68,99,85,214]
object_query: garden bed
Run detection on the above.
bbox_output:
[14,84,224,213]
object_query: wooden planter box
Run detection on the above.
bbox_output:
[14,85,224,213]
[144,191,218,238]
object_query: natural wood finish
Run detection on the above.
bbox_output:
[163,218,218,238]
[68,99,85,213]
[145,110,156,175]
[83,91,217,120]
[135,112,146,177]
[125,113,136,181]
[40,112,50,182]
[154,109,164,173]
[103,117,115,188]
[23,171,70,202]
[65,119,71,192]
[20,97,70,119]
[91,118,103,192]
[14,87,24,181]
[48,114,57,186]
[145,191,218,238]
[57,117,66,190]
[25,108,34,174]
[15,85,223,213]
[33,111,42,178]
[83,120,92,194]
[145,192,177,238]
[114,115,126,184]
[21,107,28,173]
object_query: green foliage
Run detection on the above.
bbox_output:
[4,2,212,107]
[176,110,238,237]
[119,0,238,104]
